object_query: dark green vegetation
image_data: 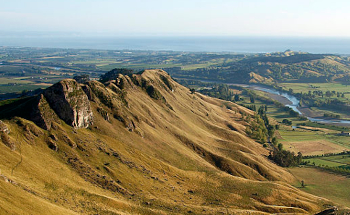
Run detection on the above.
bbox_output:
[269,150,303,167]
[169,51,350,84]
[277,83,350,120]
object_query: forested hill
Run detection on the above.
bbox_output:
[168,51,350,84]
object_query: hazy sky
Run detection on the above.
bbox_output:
[1,0,350,37]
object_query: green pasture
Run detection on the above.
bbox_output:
[280,82,350,100]
[289,167,350,207]
[280,83,350,93]
[304,157,345,167]
[98,63,182,71]
[0,78,34,85]
[0,84,49,93]
[322,155,350,164]
[278,130,325,142]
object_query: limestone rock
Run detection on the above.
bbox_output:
[0,120,9,134]
[1,132,15,150]
[44,79,93,128]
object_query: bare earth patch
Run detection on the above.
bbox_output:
[284,140,347,156]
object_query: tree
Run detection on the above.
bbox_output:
[250,95,255,103]
[234,94,240,101]
[272,137,278,145]
[278,143,283,151]
[289,109,299,117]
[282,119,292,126]
[190,88,196,94]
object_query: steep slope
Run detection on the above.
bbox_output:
[0,70,331,214]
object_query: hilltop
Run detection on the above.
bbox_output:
[0,70,331,214]
[169,51,350,84]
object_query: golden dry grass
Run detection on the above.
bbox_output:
[0,70,332,214]
[284,140,348,156]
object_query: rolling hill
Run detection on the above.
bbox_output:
[169,51,350,84]
[0,70,332,214]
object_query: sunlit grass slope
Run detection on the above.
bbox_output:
[0,70,331,214]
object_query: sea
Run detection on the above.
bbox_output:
[1,36,350,54]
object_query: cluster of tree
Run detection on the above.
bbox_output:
[274,86,350,118]
[323,113,340,118]
[302,152,350,176]
[245,114,268,144]
[282,119,292,126]
[198,84,237,101]
[303,151,350,159]
[245,105,276,144]
[296,90,346,103]
[244,104,257,111]
[313,99,350,111]
[268,148,303,167]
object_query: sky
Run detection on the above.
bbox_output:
[1,0,350,37]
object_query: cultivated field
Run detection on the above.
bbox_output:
[279,130,350,155]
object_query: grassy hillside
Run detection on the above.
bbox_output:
[169,51,350,84]
[0,70,332,214]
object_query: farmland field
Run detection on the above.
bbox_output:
[279,130,350,155]
[289,167,350,207]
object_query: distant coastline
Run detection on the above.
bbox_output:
[1,36,350,54]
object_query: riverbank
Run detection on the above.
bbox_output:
[180,78,350,127]
[255,88,350,127]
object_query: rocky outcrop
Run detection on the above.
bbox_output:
[0,120,9,134]
[43,79,93,129]
[0,120,15,150]
[315,207,338,215]
[30,94,60,130]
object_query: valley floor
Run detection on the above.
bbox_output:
[289,167,350,208]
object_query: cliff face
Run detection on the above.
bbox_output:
[0,120,9,134]
[43,79,93,129]
[29,94,60,130]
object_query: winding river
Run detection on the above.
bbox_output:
[244,85,350,126]
[177,77,350,126]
